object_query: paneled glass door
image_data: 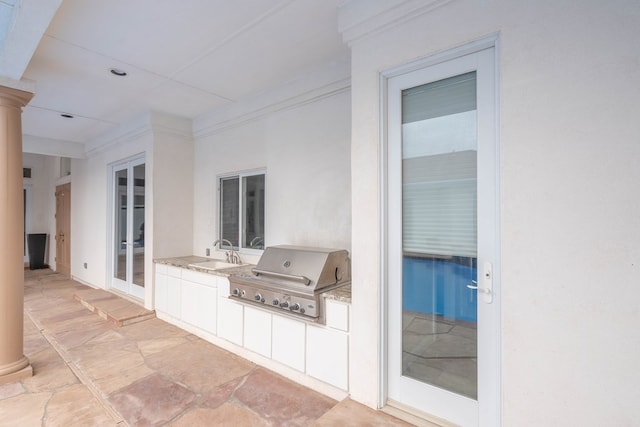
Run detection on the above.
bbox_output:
[387,47,499,427]
[111,157,145,299]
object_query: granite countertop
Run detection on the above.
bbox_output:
[154,256,254,276]
[154,256,351,303]
[322,284,351,303]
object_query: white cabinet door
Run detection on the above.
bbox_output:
[166,275,181,319]
[154,271,168,313]
[243,306,272,358]
[272,315,305,372]
[217,298,244,346]
[325,299,349,332]
[306,325,348,390]
[181,280,217,334]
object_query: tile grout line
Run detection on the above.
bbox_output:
[25,310,129,426]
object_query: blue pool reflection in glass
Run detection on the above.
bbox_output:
[403,256,477,323]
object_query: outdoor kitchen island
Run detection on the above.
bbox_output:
[153,254,352,399]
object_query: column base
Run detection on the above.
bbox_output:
[0,357,33,385]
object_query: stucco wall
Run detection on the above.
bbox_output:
[347,0,640,425]
[192,90,352,263]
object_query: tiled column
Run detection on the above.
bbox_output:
[0,85,34,385]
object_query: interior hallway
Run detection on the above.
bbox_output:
[0,269,414,426]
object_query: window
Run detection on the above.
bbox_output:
[219,169,265,250]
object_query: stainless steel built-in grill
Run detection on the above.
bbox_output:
[228,245,350,321]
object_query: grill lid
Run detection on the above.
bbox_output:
[251,245,350,291]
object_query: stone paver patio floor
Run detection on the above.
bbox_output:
[0,269,417,426]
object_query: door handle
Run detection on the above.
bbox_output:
[466,262,493,303]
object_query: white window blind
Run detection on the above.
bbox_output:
[402,72,477,258]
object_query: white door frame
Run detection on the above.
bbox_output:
[379,35,501,427]
[108,154,146,299]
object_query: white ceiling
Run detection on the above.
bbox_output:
[13,0,348,148]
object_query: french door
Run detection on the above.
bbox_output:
[386,46,500,426]
[110,156,146,299]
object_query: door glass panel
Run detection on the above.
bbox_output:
[115,168,128,282]
[401,72,478,399]
[133,164,145,287]
[220,177,240,247]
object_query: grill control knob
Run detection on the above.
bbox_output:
[279,301,289,308]
[289,303,300,311]
[299,308,305,314]
[272,298,279,306]
[254,293,262,302]
[232,288,240,296]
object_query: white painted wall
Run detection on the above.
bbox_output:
[22,152,57,266]
[152,120,194,260]
[193,89,352,264]
[345,0,640,425]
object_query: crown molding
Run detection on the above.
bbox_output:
[193,54,350,139]
[85,111,192,157]
[338,0,454,46]
[193,78,350,139]
[23,134,84,158]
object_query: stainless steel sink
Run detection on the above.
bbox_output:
[188,260,245,271]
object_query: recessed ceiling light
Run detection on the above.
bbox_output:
[60,113,74,119]
[110,68,127,77]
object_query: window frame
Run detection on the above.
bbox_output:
[217,168,266,255]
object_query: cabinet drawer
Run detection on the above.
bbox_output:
[167,266,182,278]
[325,300,349,332]
[182,269,216,287]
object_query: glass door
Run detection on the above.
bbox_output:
[387,47,499,427]
[111,157,145,299]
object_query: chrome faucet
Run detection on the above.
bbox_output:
[212,239,241,264]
